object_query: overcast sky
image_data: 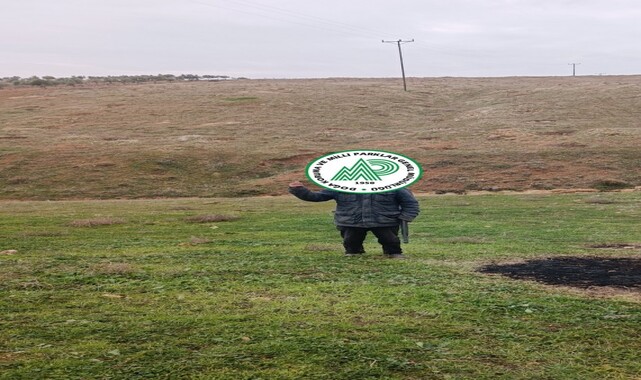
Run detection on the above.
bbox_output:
[2,0,640,78]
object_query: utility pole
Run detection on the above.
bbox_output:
[383,39,414,91]
[568,62,581,77]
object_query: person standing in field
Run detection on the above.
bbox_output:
[288,181,420,258]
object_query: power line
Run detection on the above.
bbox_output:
[382,39,414,91]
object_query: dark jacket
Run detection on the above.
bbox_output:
[289,186,420,228]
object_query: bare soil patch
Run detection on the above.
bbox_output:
[479,256,641,290]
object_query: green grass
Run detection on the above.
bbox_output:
[1,193,640,379]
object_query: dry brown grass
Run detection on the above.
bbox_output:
[2,76,641,199]
[584,196,618,204]
[69,217,125,227]
[184,214,239,223]
[187,236,212,245]
[304,243,339,252]
[91,262,136,275]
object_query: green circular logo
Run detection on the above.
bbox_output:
[305,150,422,194]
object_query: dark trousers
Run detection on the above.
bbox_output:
[340,226,402,255]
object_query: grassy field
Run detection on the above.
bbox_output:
[2,192,640,379]
[2,76,640,378]
[2,76,641,200]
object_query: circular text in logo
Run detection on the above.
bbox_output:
[305,150,422,194]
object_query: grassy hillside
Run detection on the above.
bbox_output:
[1,76,640,200]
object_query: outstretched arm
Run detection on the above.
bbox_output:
[288,181,335,202]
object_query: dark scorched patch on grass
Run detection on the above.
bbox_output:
[479,257,641,289]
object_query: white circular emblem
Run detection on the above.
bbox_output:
[305,150,422,194]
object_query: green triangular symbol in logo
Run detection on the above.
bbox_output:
[331,158,399,181]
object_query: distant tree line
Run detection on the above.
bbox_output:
[0,74,239,88]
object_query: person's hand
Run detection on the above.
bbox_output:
[289,181,305,188]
